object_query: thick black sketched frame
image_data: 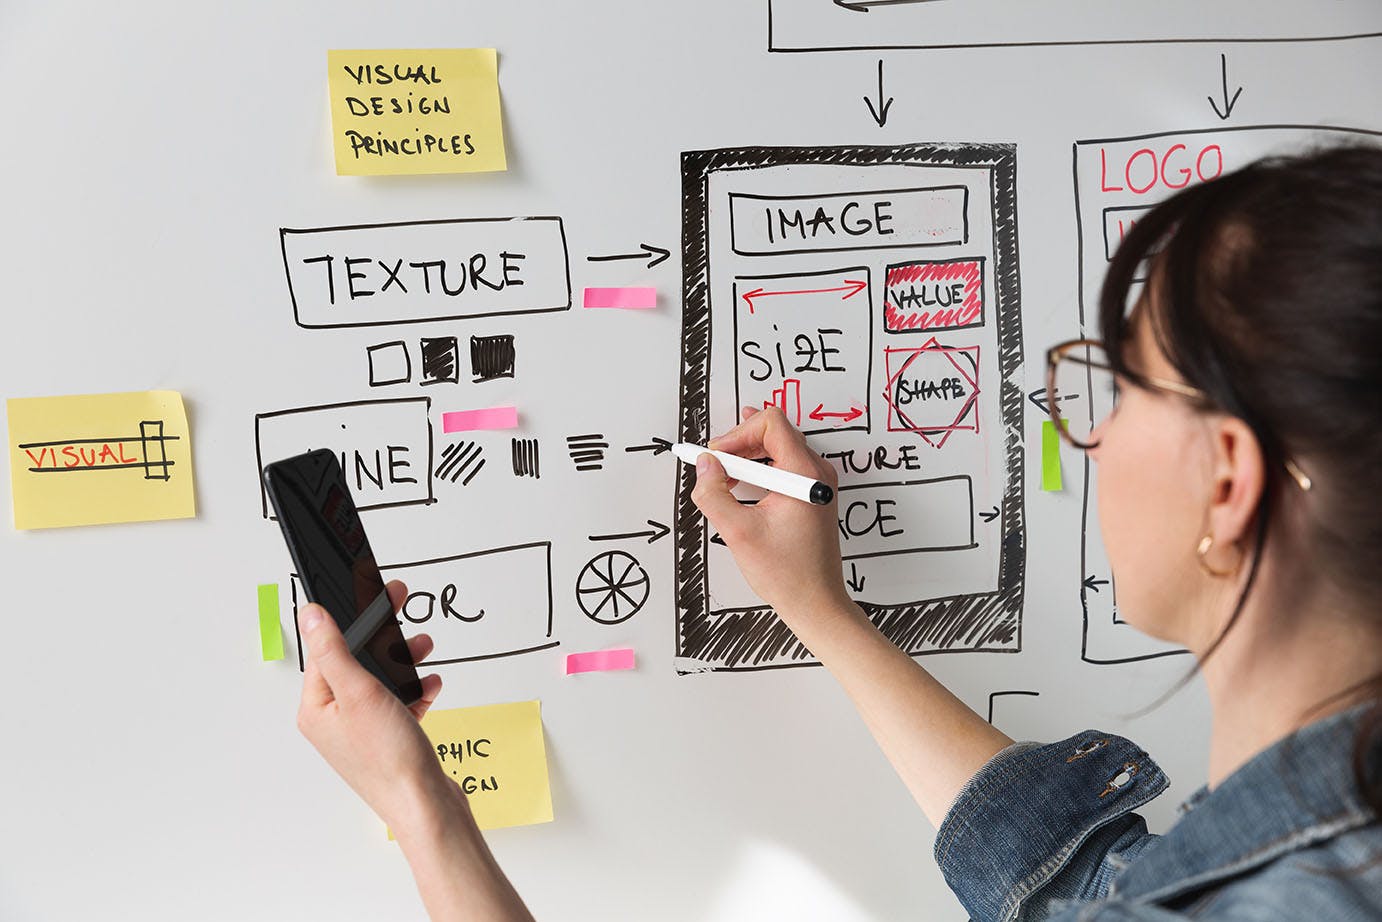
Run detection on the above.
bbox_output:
[1071,124,1382,664]
[732,266,873,437]
[289,540,557,671]
[765,0,1382,51]
[677,143,1026,673]
[255,396,435,519]
[278,216,572,329]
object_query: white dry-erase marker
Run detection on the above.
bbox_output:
[672,442,834,505]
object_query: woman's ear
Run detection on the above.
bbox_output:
[1205,415,1267,550]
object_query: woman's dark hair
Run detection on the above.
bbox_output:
[1099,144,1382,815]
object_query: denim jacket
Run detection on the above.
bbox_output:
[934,701,1381,921]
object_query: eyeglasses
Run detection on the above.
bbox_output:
[1043,338,1313,492]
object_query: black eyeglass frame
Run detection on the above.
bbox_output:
[1043,337,1313,492]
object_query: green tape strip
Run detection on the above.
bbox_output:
[1041,419,1063,492]
[258,583,284,662]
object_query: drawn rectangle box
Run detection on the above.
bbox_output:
[255,397,433,517]
[767,0,1382,51]
[837,477,975,562]
[290,541,555,670]
[280,216,572,329]
[729,186,968,256]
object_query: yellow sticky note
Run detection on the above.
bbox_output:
[414,700,553,832]
[6,390,195,530]
[327,48,507,176]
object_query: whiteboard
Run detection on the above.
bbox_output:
[2,2,1379,920]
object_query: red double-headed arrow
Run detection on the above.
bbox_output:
[741,278,867,313]
[809,404,864,423]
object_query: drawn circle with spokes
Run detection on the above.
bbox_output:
[576,551,650,624]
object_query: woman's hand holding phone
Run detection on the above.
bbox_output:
[296,579,456,834]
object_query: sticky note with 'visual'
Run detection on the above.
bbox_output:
[6,390,196,529]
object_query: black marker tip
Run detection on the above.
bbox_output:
[809,482,834,505]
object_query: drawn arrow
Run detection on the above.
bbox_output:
[1027,387,1080,415]
[1083,575,1111,593]
[710,531,726,547]
[586,242,670,269]
[835,0,946,13]
[980,505,1000,523]
[1207,54,1244,120]
[741,278,867,314]
[589,519,670,544]
[864,59,893,127]
[625,437,672,456]
[808,404,865,423]
[846,562,866,593]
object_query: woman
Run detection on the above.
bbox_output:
[293,146,1382,920]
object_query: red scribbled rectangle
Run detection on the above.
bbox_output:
[884,258,984,333]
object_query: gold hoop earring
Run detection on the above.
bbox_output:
[1196,534,1240,578]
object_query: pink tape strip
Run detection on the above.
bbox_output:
[442,406,518,433]
[583,287,657,310]
[565,648,636,675]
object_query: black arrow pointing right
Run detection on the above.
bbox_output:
[625,437,672,456]
[586,242,670,269]
[590,520,670,544]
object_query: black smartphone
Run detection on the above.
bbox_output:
[262,448,422,705]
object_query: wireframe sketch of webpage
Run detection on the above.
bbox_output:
[1072,123,1382,664]
[677,145,1024,672]
[769,0,1382,51]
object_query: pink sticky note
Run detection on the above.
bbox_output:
[583,287,657,310]
[442,406,518,433]
[565,648,636,675]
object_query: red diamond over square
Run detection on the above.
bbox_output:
[882,337,981,448]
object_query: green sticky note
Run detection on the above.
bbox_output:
[1041,419,1063,492]
[258,583,284,661]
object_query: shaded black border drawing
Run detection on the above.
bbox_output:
[279,217,572,329]
[290,540,557,671]
[255,396,435,519]
[677,143,1025,673]
[1071,124,1382,664]
[766,0,1382,51]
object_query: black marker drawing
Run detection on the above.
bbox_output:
[566,433,608,471]
[986,690,1040,725]
[1071,124,1382,663]
[420,337,460,385]
[586,242,670,269]
[367,341,412,387]
[1207,53,1244,120]
[767,0,1382,52]
[576,551,650,624]
[678,143,1025,673]
[279,217,571,329]
[863,58,892,127]
[256,397,434,518]
[588,520,669,544]
[436,440,485,485]
[470,334,516,382]
[290,541,556,670]
[511,438,540,479]
[625,437,672,456]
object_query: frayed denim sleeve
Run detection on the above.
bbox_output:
[934,731,1169,922]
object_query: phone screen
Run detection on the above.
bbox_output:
[263,449,422,704]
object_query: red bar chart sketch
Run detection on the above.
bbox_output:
[677,143,1025,672]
